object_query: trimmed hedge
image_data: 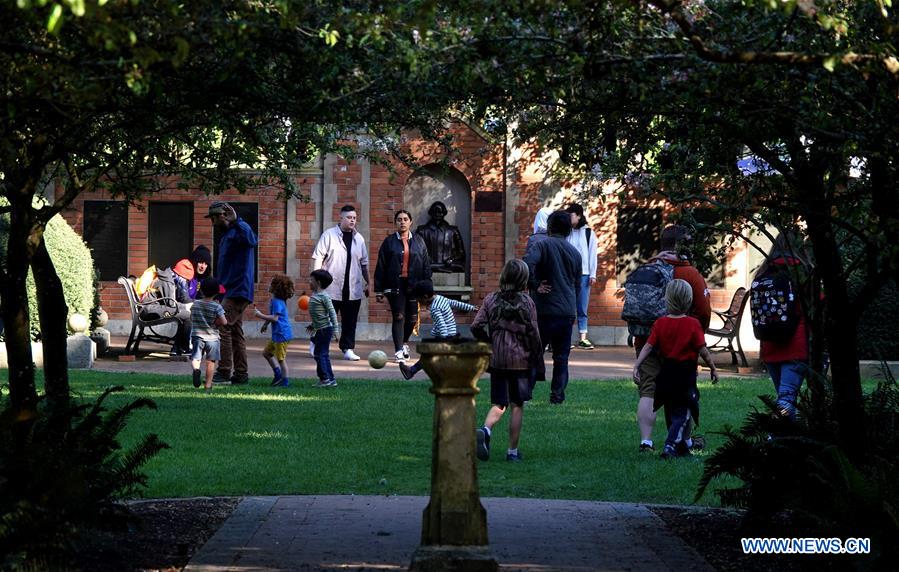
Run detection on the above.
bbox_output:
[0,210,96,341]
[857,281,899,361]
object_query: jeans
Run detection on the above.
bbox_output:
[576,275,591,334]
[386,279,419,352]
[218,297,249,378]
[538,316,574,403]
[766,361,806,417]
[333,298,362,351]
[665,407,692,448]
[312,327,335,381]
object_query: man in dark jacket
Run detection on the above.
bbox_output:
[523,210,582,404]
[207,201,258,385]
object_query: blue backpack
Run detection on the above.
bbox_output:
[621,260,675,337]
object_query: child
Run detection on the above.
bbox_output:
[254,274,295,387]
[471,260,544,462]
[398,279,478,380]
[307,270,340,388]
[633,279,719,459]
[189,277,228,389]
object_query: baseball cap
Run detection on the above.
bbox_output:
[205,201,229,218]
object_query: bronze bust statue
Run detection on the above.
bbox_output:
[416,201,466,273]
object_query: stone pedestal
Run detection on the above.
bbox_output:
[67,334,96,369]
[431,273,466,288]
[410,339,497,572]
[90,328,110,355]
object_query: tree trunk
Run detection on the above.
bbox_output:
[31,234,70,409]
[805,213,865,453]
[1,209,39,413]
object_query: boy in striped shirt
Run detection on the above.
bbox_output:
[399,279,477,380]
[307,269,341,388]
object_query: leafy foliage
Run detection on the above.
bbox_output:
[0,209,95,341]
[696,378,899,564]
[0,386,168,568]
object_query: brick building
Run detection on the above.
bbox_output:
[60,121,762,348]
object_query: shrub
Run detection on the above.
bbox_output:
[856,281,899,361]
[0,209,96,340]
[0,387,169,569]
[696,377,899,566]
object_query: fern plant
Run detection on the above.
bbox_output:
[697,371,899,565]
[0,386,168,568]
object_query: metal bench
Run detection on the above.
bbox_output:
[117,276,181,354]
[706,287,749,367]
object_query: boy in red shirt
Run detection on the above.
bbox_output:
[633,279,719,459]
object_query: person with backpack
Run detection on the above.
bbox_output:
[751,233,810,419]
[565,204,598,349]
[523,210,582,404]
[471,259,544,462]
[135,265,192,356]
[623,224,711,453]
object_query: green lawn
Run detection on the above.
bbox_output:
[17,370,779,505]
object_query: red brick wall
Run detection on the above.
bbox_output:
[61,177,317,321]
[61,121,742,338]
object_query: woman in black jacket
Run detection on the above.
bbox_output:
[374,210,432,362]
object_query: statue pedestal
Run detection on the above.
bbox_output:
[410,340,497,572]
[431,273,466,288]
[431,274,472,301]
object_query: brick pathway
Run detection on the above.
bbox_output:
[184,495,715,572]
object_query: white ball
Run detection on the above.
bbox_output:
[368,350,388,369]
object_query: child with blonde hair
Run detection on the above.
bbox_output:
[634,279,719,459]
[254,274,295,387]
[471,259,545,462]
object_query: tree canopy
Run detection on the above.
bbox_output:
[451,0,899,446]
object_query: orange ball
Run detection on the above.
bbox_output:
[297,295,310,311]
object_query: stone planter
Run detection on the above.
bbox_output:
[90,328,110,355]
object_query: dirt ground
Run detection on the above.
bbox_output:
[71,497,239,572]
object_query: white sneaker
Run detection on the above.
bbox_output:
[394,350,406,362]
[309,342,315,357]
[402,344,411,359]
[343,349,361,361]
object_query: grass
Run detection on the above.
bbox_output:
[3,369,785,506]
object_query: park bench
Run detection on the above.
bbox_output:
[706,286,749,368]
[117,276,181,354]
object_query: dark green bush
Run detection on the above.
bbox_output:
[0,387,168,569]
[697,378,899,566]
[0,207,96,341]
[856,281,899,361]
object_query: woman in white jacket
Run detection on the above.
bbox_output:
[565,204,598,349]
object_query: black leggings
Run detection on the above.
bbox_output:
[386,279,419,352]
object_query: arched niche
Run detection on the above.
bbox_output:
[403,164,472,281]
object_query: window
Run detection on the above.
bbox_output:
[213,202,259,283]
[83,201,128,281]
[616,206,663,286]
[148,202,194,270]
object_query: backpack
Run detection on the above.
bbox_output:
[138,266,179,320]
[749,267,800,341]
[134,265,158,299]
[621,260,675,337]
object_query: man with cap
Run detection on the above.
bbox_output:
[206,202,258,384]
